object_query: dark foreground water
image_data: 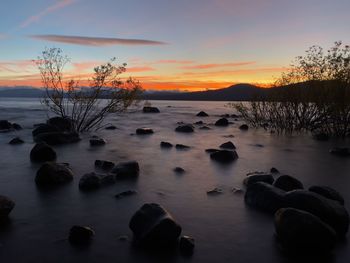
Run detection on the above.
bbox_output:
[0,98,350,263]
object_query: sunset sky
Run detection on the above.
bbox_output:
[1,0,350,91]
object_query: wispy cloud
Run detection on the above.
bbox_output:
[180,61,256,69]
[20,0,76,28]
[29,34,167,46]
[155,59,194,64]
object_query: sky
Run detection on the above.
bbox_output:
[0,0,350,91]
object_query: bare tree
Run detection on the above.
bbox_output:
[35,48,142,132]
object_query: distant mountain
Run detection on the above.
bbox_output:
[0,87,45,98]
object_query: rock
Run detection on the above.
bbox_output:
[194,121,204,125]
[160,141,173,148]
[196,111,209,117]
[115,190,138,199]
[9,137,24,145]
[207,188,223,195]
[32,124,59,137]
[270,167,279,173]
[0,195,15,219]
[179,236,195,255]
[90,138,106,146]
[244,172,274,186]
[47,117,74,132]
[95,160,115,170]
[12,123,22,130]
[136,128,154,135]
[35,131,80,145]
[111,161,140,179]
[309,186,345,205]
[219,141,236,149]
[273,175,304,191]
[199,126,211,130]
[69,225,95,244]
[214,118,229,127]
[30,143,57,162]
[284,190,350,237]
[244,182,286,213]
[210,150,238,163]
[143,106,160,113]
[99,174,116,185]
[173,167,185,174]
[329,147,350,157]
[79,173,101,191]
[129,203,182,247]
[239,124,249,130]
[175,144,191,150]
[313,133,330,141]
[35,162,74,186]
[0,120,13,131]
[175,124,194,133]
[275,208,337,252]
[105,125,117,130]
[205,148,220,153]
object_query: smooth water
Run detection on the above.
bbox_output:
[0,98,349,263]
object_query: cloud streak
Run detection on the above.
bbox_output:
[29,34,167,46]
[180,61,256,69]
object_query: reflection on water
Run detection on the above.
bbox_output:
[0,98,349,262]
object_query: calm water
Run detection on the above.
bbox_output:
[0,98,349,263]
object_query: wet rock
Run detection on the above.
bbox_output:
[160,141,173,148]
[90,137,106,146]
[173,167,185,174]
[239,124,249,130]
[175,144,191,150]
[69,225,95,244]
[273,175,304,191]
[244,182,286,213]
[214,118,229,127]
[219,141,236,149]
[136,128,154,135]
[95,160,115,170]
[275,208,337,253]
[105,125,117,130]
[129,203,182,247]
[313,133,330,141]
[207,187,223,195]
[79,172,101,191]
[196,111,209,117]
[30,143,56,162]
[143,106,160,113]
[270,167,279,173]
[199,126,211,130]
[0,195,15,219]
[210,150,238,163]
[205,148,220,153]
[329,147,350,157]
[115,190,138,199]
[284,190,350,237]
[179,236,195,255]
[244,172,274,186]
[35,162,74,186]
[9,137,24,145]
[111,161,140,179]
[35,131,81,145]
[0,120,20,132]
[309,186,345,205]
[175,124,194,133]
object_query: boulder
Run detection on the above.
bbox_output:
[239,124,249,130]
[35,131,80,145]
[99,174,116,185]
[111,161,140,179]
[95,160,115,170]
[196,111,209,117]
[219,141,236,149]
[175,125,194,133]
[79,173,101,191]
[244,172,274,186]
[143,106,160,113]
[273,175,304,191]
[69,225,95,244]
[275,208,337,252]
[90,138,106,146]
[270,167,279,173]
[30,143,57,162]
[214,118,229,127]
[0,120,13,131]
[115,190,138,199]
[173,167,185,174]
[35,163,74,186]
[244,182,286,213]
[175,144,190,150]
[210,150,238,163]
[129,203,182,247]
[329,147,350,157]
[160,141,173,148]
[136,128,154,135]
[9,137,24,145]
[0,195,15,219]
[309,186,345,205]
[179,236,195,255]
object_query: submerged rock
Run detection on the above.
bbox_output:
[273,175,304,191]
[0,120,21,132]
[239,124,249,130]
[309,185,345,205]
[30,143,56,162]
[36,162,74,186]
[95,160,115,170]
[214,118,229,127]
[90,137,106,146]
[219,141,236,149]
[129,203,182,247]
[9,137,24,145]
[175,144,191,150]
[115,190,138,199]
[69,225,95,244]
[160,141,173,148]
[105,125,117,130]
[79,172,101,191]
[143,106,160,113]
[210,150,238,163]
[270,167,279,173]
[196,111,209,117]
[179,236,195,255]
[136,128,154,135]
[0,195,15,219]
[173,167,185,174]
[175,124,194,133]
[244,172,274,186]
[111,161,140,179]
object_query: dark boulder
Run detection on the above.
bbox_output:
[175,125,194,133]
[35,131,80,145]
[0,120,13,131]
[270,167,279,173]
[329,147,350,157]
[239,124,249,130]
[219,141,236,149]
[179,236,195,255]
[244,172,274,186]
[79,173,101,191]
[115,190,138,199]
[143,106,160,113]
[244,182,286,213]
[160,141,173,148]
[275,208,337,252]
[35,163,74,186]
[69,225,95,244]
[273,175,304,191]
[30,143,56,162]
[173,167,185,174]
[0,195,15,219]
[90,137,106,146]
[175,144,190,150]
[214,118,229,127]
[136,128,154,135]
[210,150,238,163]
[9,137,24,145]
[309,186,345,205]
[129,203,182,247]
[111,161,140,179]
[95,160,115,170]
[196,111,209,117]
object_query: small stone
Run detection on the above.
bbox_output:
[79,172,101,191]
[69,225,95,244]
[105,125,117,130]
[270,167,279,173]
[179,235,195,255]
[196,111,209,117]
[95,160,115,170]
[90,138,106,146]
[143,106,160,113]
[219,141,236,149]
[194,121,204,125]
[199,126,211,130]
[207,187,223,195]
[30,143,56,162]
[239,124,249,130]
[214,118,229,127]
[136,128,154,135]
[175,144,191,150]
[173,167,185,174]
[0,195,15,219]
[160,141,173,148]
[9,137,24,145]
[210,150,238,163]
[175,125,194,133]
[115,190,138,199]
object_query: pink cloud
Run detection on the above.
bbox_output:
[180,61,256,69]
[155,59,194,64]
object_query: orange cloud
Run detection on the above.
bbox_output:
[155,60,194,64]
[180,61,256,69]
